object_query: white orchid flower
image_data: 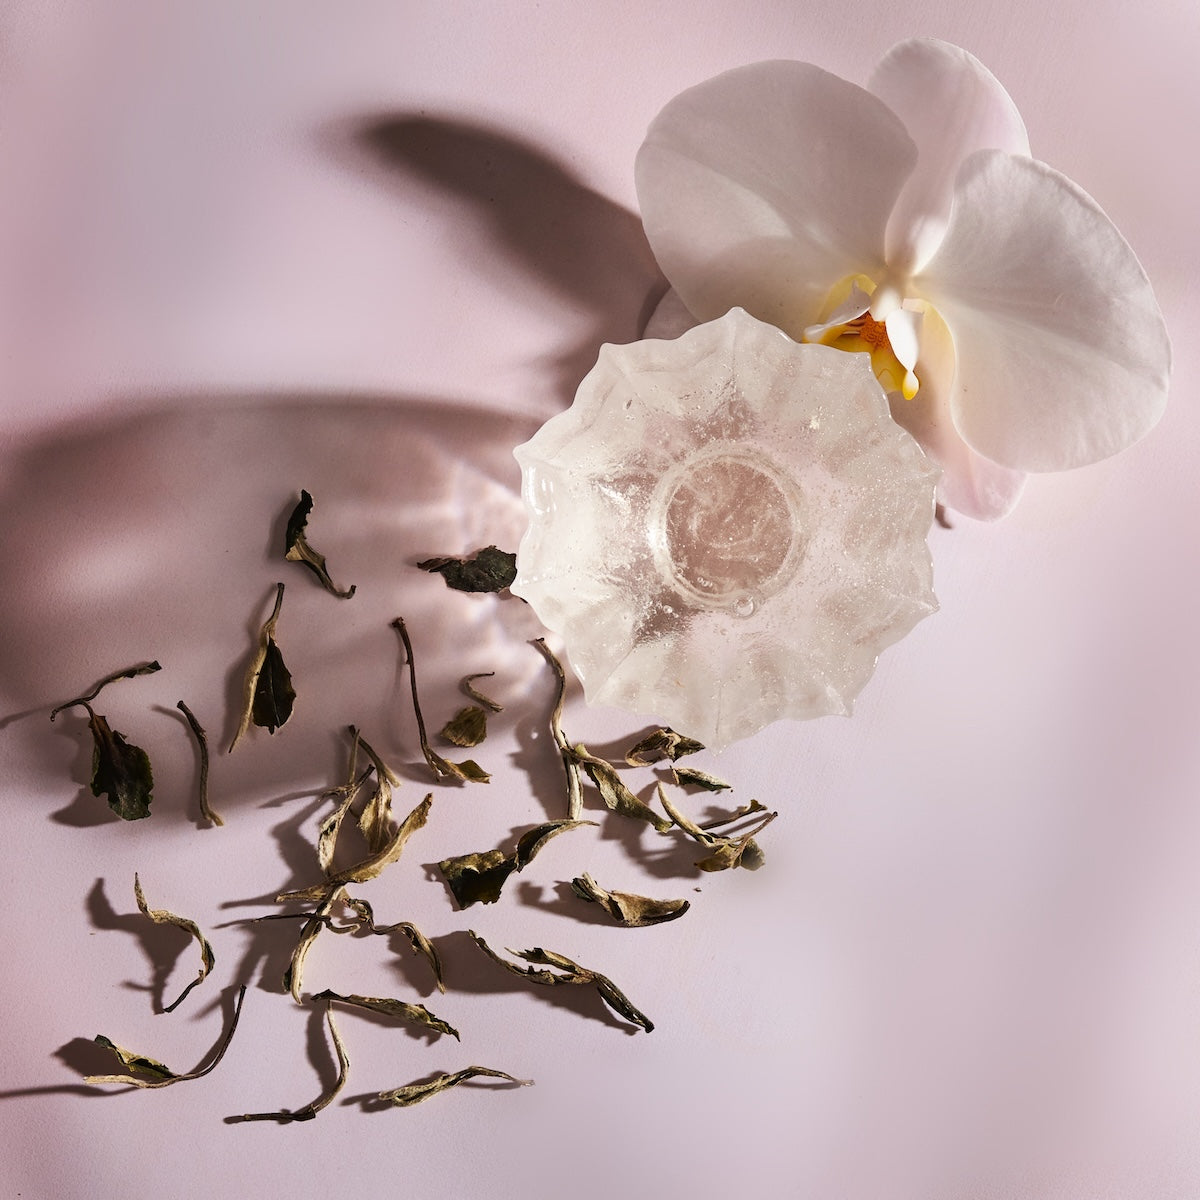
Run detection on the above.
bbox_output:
[635,39,1171,519]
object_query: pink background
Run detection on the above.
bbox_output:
[2,3,1198,1197]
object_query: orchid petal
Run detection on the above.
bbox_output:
[642,286,700,340]
[803,283,872,343]
[888,302,1027,520]
[870,39,1029,275]
[919,150,1170,472]
[636,61,916,340]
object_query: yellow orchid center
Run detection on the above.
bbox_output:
[803,275,921,401]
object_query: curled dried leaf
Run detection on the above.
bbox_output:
[656,783,775,873]
[85,985,247,1088]
[86,710,154,821]
[469,932,654,1032]
[462,672,503,713]
[314,989,459,1040]
[671,766,732,793]
[285,489,355,598]
[392,618,490,783]
[281,886,347,1002]
[416,545,516,593]
[235,1000,348,1123]
[438,705,488,748]
[625,728,705,766]
[572,745,672,833]
[49,660,162,722]
[355,733,401,855]
[229,583,294,752]
[439,819,594,910]
[133,874,215,1012]
[569,873,690,927]
[378,1065,532,1108]
[342,898,445,993]
[176,700,222,826]
[531,638,582,820]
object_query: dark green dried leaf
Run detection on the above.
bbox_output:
[572,745,672,832]
[469,932,654,1032]
[531,639,582,819]
[229,583,294,751]
[439,819,593,909]
[625,728,705,766]
[569,873,690,927]
[284,489,355,598]
[133,874,215,1012]
[671,766,732,793]
[85,985,247,1088]
[235,1000,348,1123]
[378,1066,532,1108]
[392,618,490,783]
[417,545,516,593]
[314,989,459,1040]
[177,700,222,826]
[438,705,487,748]
[88,711,154,821]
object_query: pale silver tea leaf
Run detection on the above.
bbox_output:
[438,705,488,748]
[569,872,690,927]
[671,766,732,793]
[133,874,216,1012]
[572,745,673,833]
[314,989,459,1040]
[378,1066,532,1108]
[530,638,582,819]
[625,728,705,766]
[462,672,503,713]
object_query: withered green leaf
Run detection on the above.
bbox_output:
[378,1066,532,1108]
[625,728,705,766]
[87,710,154,821]
[656,783,775,873]
[176,700,222,826]
[133,873,215,1012]
[85,984,247,1088]
[569,873,690,928]
[284,489,355,598]
[462,672,503,713]
[531,639,582,819]
[313,989,459,1040]
[469,932,654,1033]
[438,705,487,748]
[50,661,161,821]
[342,897,445,993]
[571,745,673,833]
[392,618,490,783]
[416,545,516,593]
[671,766,732,793]
[439,819,594,909]
[235,1000,348,1123]
[49,660,162,723]
[229,583,294,752]
[355,732,401,855]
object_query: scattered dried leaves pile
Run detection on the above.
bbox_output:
[54,491,776,1121]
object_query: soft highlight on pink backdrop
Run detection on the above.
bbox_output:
[2,4,1198,1198]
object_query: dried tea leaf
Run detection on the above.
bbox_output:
[284,794,434,902]
[572,745,672,833]
[355,733,401,855]
[85,984,247,1088]
[569,873,690,927]
[531,639,582,820]
[699,798,767,829]
[671,766,732,793]
[438,705,487,748]
[281,886,347,1001]
[462,672,503,713]
[176,700,222,826]
[133,874,215,1012]
[235,1000,348,1123]
[313,989,459,1040]
[378,1066,532,1108]
[439,819,593,909]
[392,619,490,783]
[284,489,355,598]
[229,583,294,752]
[342,898,445,993]
[416,545,517,593]
[625,728,705,766]
[656,783,776,874]
[87,711,154,821]
[49,660,162,722]
[50,661,161,821]
[469,932,654,1032]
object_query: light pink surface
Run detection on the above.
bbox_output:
[2,4,1199,1198]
